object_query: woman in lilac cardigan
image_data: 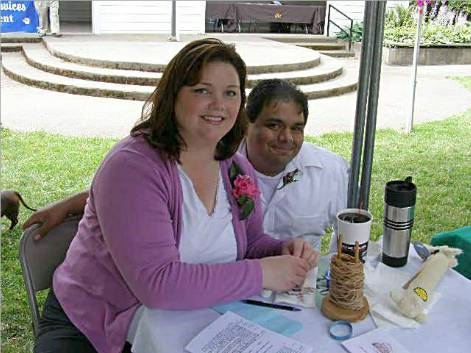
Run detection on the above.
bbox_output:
[34,38,317,353]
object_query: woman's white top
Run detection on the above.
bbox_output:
[127,164,237,344]
[177,165,237,264]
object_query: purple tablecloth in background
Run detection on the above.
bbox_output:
[206,2,326,34]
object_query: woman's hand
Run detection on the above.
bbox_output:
[281,239,319,269]
[22,191,89,240]
[259,255,309,292]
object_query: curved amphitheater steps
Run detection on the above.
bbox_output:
[22,43,162,86]
[40,38,323,75]
[1,43,23,52]
[264,34,356,58]
[2,38,357,101]
[3,51,152,101]
[21,43,345,87]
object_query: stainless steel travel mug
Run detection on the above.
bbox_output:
[382,177,417,267]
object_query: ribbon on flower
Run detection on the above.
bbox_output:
[417,0,432,15]
[277,168,301,190]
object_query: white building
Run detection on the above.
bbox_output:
[91,1,206,34]
[60,1,205,34]
[59,1,409,35]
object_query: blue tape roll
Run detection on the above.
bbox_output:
[329,320,353,340]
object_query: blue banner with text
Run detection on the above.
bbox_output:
[1,1,39,33]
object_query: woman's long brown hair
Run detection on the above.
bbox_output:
[132,38,247,161]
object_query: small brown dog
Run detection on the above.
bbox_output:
[1,190,37,230]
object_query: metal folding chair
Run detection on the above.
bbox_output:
[19,215,81,336]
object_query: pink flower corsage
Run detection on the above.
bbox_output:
[229,162,260,220]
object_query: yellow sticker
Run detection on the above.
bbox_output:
[414,287,428,302]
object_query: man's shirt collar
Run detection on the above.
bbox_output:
[238,140,325,177]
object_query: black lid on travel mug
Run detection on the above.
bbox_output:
[385,177,416,208]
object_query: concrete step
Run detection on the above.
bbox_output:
[319,50,355,58]
[23,43,161,86]
[262,34,338,43]
[249,56,343,87]
[1,43,22,52]
[21,43,343,87]
[2,51,357,101]
[2,51,152,101]
[43,38,321,75]
[300,69,358,99]
[294,42,347,51]
[1,33,42,43]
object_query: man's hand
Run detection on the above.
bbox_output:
[22,191,89,240]
[281,239,319,269]
[22,202,71,240]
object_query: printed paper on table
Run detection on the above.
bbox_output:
[185,311,314,353]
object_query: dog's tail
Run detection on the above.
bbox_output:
[15,192,37,212]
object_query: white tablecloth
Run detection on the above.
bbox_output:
[130,249,471,353]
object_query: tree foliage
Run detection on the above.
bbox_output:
[448,0,471,16]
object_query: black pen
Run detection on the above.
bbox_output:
[241,299,301,312]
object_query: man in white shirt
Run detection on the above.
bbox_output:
[24,79,348,252]
[242,79,349,251]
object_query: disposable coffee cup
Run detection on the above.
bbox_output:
[336,208,373,262]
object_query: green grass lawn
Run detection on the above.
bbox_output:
[2,78,471,352]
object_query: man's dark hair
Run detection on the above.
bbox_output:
[246,79,308,123]
[132,38,247,161]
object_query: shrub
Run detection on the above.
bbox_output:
[384,3,471,45]
[334,4,471,46]
[422,22,471,44]
[385,4,415,28]
[384,26,416,45]
[384,22,471,45]
[336,21,363,42]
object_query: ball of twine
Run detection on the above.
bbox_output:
[329,253,365,311]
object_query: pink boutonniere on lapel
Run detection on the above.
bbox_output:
[277,168,301,190]
[229,162,260,220]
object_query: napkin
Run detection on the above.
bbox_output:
[274,266,318,308]
[364,261,440,328]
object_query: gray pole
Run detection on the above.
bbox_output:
[347,1,377,208]
[169,0,178,41]
[359,0,386,210]
[406,7,423,133]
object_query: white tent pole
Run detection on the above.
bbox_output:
[406,5,424,133]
